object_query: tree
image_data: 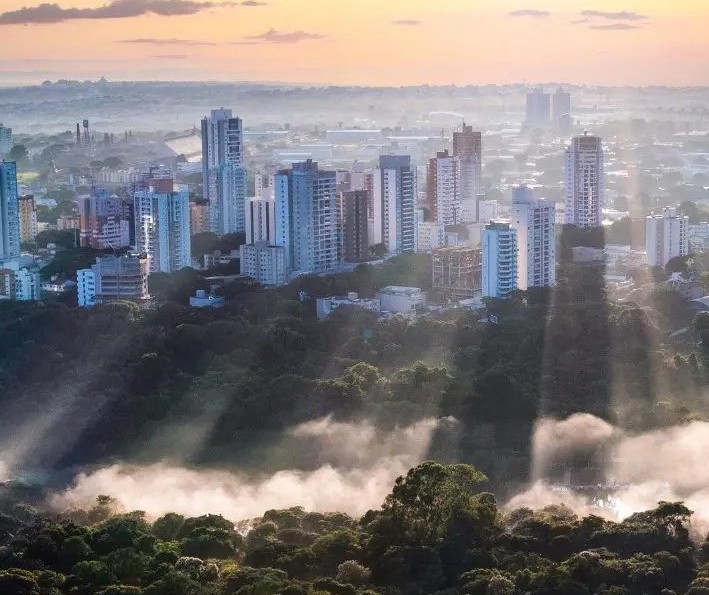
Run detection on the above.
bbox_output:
[7,144,29,165]
[336,561,371,586]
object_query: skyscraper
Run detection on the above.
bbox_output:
[526,87,551,125]
[553,87,572,121]
[482,222,518,299]
[426,150,460,225]
[510,185,556,290]
[454,124,482,223]
[646,207,689,268]
[342,190,369,263]
[246,196,276,245]
[0,161,20,262]
[201,108,246,235]
[564,132,604,228]
[373,155,416,254]
[274,160,341,274]
[0,125,12,156]
[134,182,191,273]
[79,188,130,249]
[18,195,38,244]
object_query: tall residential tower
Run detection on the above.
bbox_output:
[564,132,604,228]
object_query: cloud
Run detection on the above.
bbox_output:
[150,54,188,59]
[580,10,646,21]
[509,9,551,18]
[50,417,444,521]
[0,0,244,25]
[571,18,589,25]
[234,28,326,44]
[392,19,421,26]
[239,0,266,4]
[589,23,639,30]
[119,38,216,45]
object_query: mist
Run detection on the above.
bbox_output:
[51,416,444,520]
[509,414,709,533]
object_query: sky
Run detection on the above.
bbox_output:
[0,0,707,86]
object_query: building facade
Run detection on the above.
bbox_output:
[79,188,130,249]
[510,186,556,290]
[201,108,246,235]
[426,150,460,225]
[482,222,518,299]
[246,196,276,245]
[0,161,20,262]
[564,132,604,228]
[239,243,287,286]
[453,124,482,222]
[134,184,191,273]
[374,155,416,254]
[526,88,551,125]
[274,160,341,274]
[18,195,38,244]
[432,246,482,299]
[646,207,689,268]
[342,190,369,263]
[77,254,150,307]
[0,125,12,156]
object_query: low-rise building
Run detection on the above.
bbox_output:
[190,289,225,308]
[316,292,380,320]
[376,285,426,318]
[239,242,287,286]
[0,265,41,301]
[77,254,149,307]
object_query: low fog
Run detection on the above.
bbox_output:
[509,414,709,534]
[51,416,444,520]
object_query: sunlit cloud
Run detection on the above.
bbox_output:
[391,19,421,26]
[509,9,551,18]
[589,23,640,31]
[0,0,247,25]
[233,28,326,44]
[119,38,217,45]
[580,10,647,21]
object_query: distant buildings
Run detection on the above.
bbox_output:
[564,132,604,228]
[0,125,12,156]
[453,124,482,222]
[18,195,38,244]
[0,263,41,301]
[134,181,191,273]
[526,87,551,125]
[432,246,482,299]
[239,243,287,286]
[201,108,246,235]
[426,150,460,225]
[274,160,340,274]
[79,188,130,249]
[190,289,225,308]
[57,215,80,232]
[374,155,416,254]
[553,87,571,120]
[0,161,20,262]
[482,222,518,299]
[77,254,150,307]
[646,207,689,268]
[510,186,556,290]
[342,190,369,263]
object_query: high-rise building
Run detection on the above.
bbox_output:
[274,160,341,274]
[0,161,20,262]
[373,155,416,254]
[646,207,689,268]
[134,183,191,273]
[453,124,482,223]
[432,246,482,299]
[79,188,130,249]
[0,125,12,156]
[426,150,460,225]
[482,222,518,299]
[526,87,551,125]
[553,88,572,121]
[564,132,604,228]
[342,190,369,263]
[77,254,150,307]
[510,186,556,290]
[190,201,210,234]
[246,196,276,245]
[18,195,38,244]
[239,243,287,286]
[201,108,246,235]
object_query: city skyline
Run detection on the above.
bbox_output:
[0,0,707,87]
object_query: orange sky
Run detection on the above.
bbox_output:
[0,0,707,86]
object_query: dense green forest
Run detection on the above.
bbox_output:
[0,234,707,491]
[0,462,708,595]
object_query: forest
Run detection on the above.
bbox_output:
[0,462,709,595]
